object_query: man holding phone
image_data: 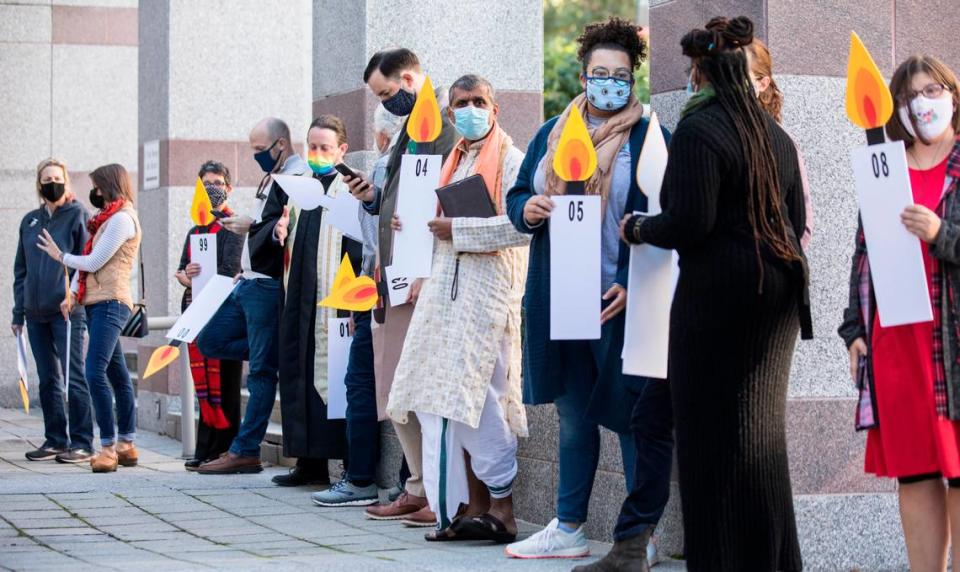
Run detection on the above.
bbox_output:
[346,48,457,525]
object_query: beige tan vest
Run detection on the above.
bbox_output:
[84,204,142,310]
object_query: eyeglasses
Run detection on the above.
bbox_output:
[899,83,950,103]
[587,68,634,86]
[204,180,227,188]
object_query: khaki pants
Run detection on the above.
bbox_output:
[373,303,423,497]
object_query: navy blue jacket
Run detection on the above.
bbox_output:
[506,114,671,433]
[13,201,89,324]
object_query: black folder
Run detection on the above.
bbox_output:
[435,174,497,218]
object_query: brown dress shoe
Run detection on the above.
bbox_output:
[401,505,438,527]
[91,448,118,473]
[117,443,138,467]
[197,452,262,474]
[365,491,428,520]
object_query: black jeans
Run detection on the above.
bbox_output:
[344,311,378,483]
[614,378,675,542]
[26,314,92,451]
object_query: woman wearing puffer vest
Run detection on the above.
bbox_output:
[38,163,142,473]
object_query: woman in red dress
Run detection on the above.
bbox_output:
[840,55,960,570]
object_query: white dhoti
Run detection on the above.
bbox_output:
[418,336,518,529]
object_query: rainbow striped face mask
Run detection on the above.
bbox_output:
[308,150,336,176]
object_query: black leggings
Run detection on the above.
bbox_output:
[898,472,960,488]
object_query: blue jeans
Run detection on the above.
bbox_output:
[344,311,378,483]
[197,278,280,458]
[614,378,674,541]
[84,301,135,447]
[555,376,636,524]
[26,313,92,451]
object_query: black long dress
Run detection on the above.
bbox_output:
[636,101,809,571]
[251,173,360,462]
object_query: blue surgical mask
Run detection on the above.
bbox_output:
[585,77,632,111]
[253,139,280,173]
[383,88,416,117]
[453,106,492,141]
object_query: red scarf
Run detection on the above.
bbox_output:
[184,212,233,429]
[77,200,126,304]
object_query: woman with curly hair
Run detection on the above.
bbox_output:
[505,17,671,560]
[619,16,811,571]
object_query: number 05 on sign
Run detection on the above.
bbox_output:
[549,195,601,340]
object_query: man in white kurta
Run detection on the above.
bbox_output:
[387,75,529,538]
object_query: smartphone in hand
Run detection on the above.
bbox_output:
[211,210,228,219]
[334,163,360,180]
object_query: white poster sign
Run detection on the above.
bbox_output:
[384,265,411,308]
[622,112,677,378]
[271,174,329,211]
[851,141,933,326]
[326,317,352,419]
[329,190,364,242]
[549,195,602,340]
[393,154,441,278]
[189,233,217,296]
[166,275,236,343]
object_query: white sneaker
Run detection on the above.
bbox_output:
[504,518,590,559]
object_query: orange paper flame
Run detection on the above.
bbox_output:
[845,31,894,130]
[190,177,214,227]
[553,110,598,181]
[318,254,378,312]
[406,76,443,144]
[143,345,181,379]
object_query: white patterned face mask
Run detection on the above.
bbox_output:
[899,94,955,141]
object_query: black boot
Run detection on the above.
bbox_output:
[271,458,330,487]
[572,528,652,572]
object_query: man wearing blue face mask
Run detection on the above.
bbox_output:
[387,74,528,541]
[196,117,313,477]
[350,47,458,525]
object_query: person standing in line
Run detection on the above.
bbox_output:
[176,161,244,470]
[253,115,357,489]
[195,118,295,476]
[840,55,960,571]
[37,164,143,474]
[386,74,528,541]
[15,158,92,464]
[345,47,457,525]
[504,17,664,560]
[620,17,811,571]
[312,104,405,507]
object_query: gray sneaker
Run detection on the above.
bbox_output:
[312,479,379,507]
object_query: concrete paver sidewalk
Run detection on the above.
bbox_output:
[0,408,685,571]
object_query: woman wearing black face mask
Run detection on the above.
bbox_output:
[38,163,142,473]
[13,158,94,464]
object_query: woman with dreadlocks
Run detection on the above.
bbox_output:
[620,16,811,571]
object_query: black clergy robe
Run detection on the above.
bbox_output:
[251,172,360,461]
